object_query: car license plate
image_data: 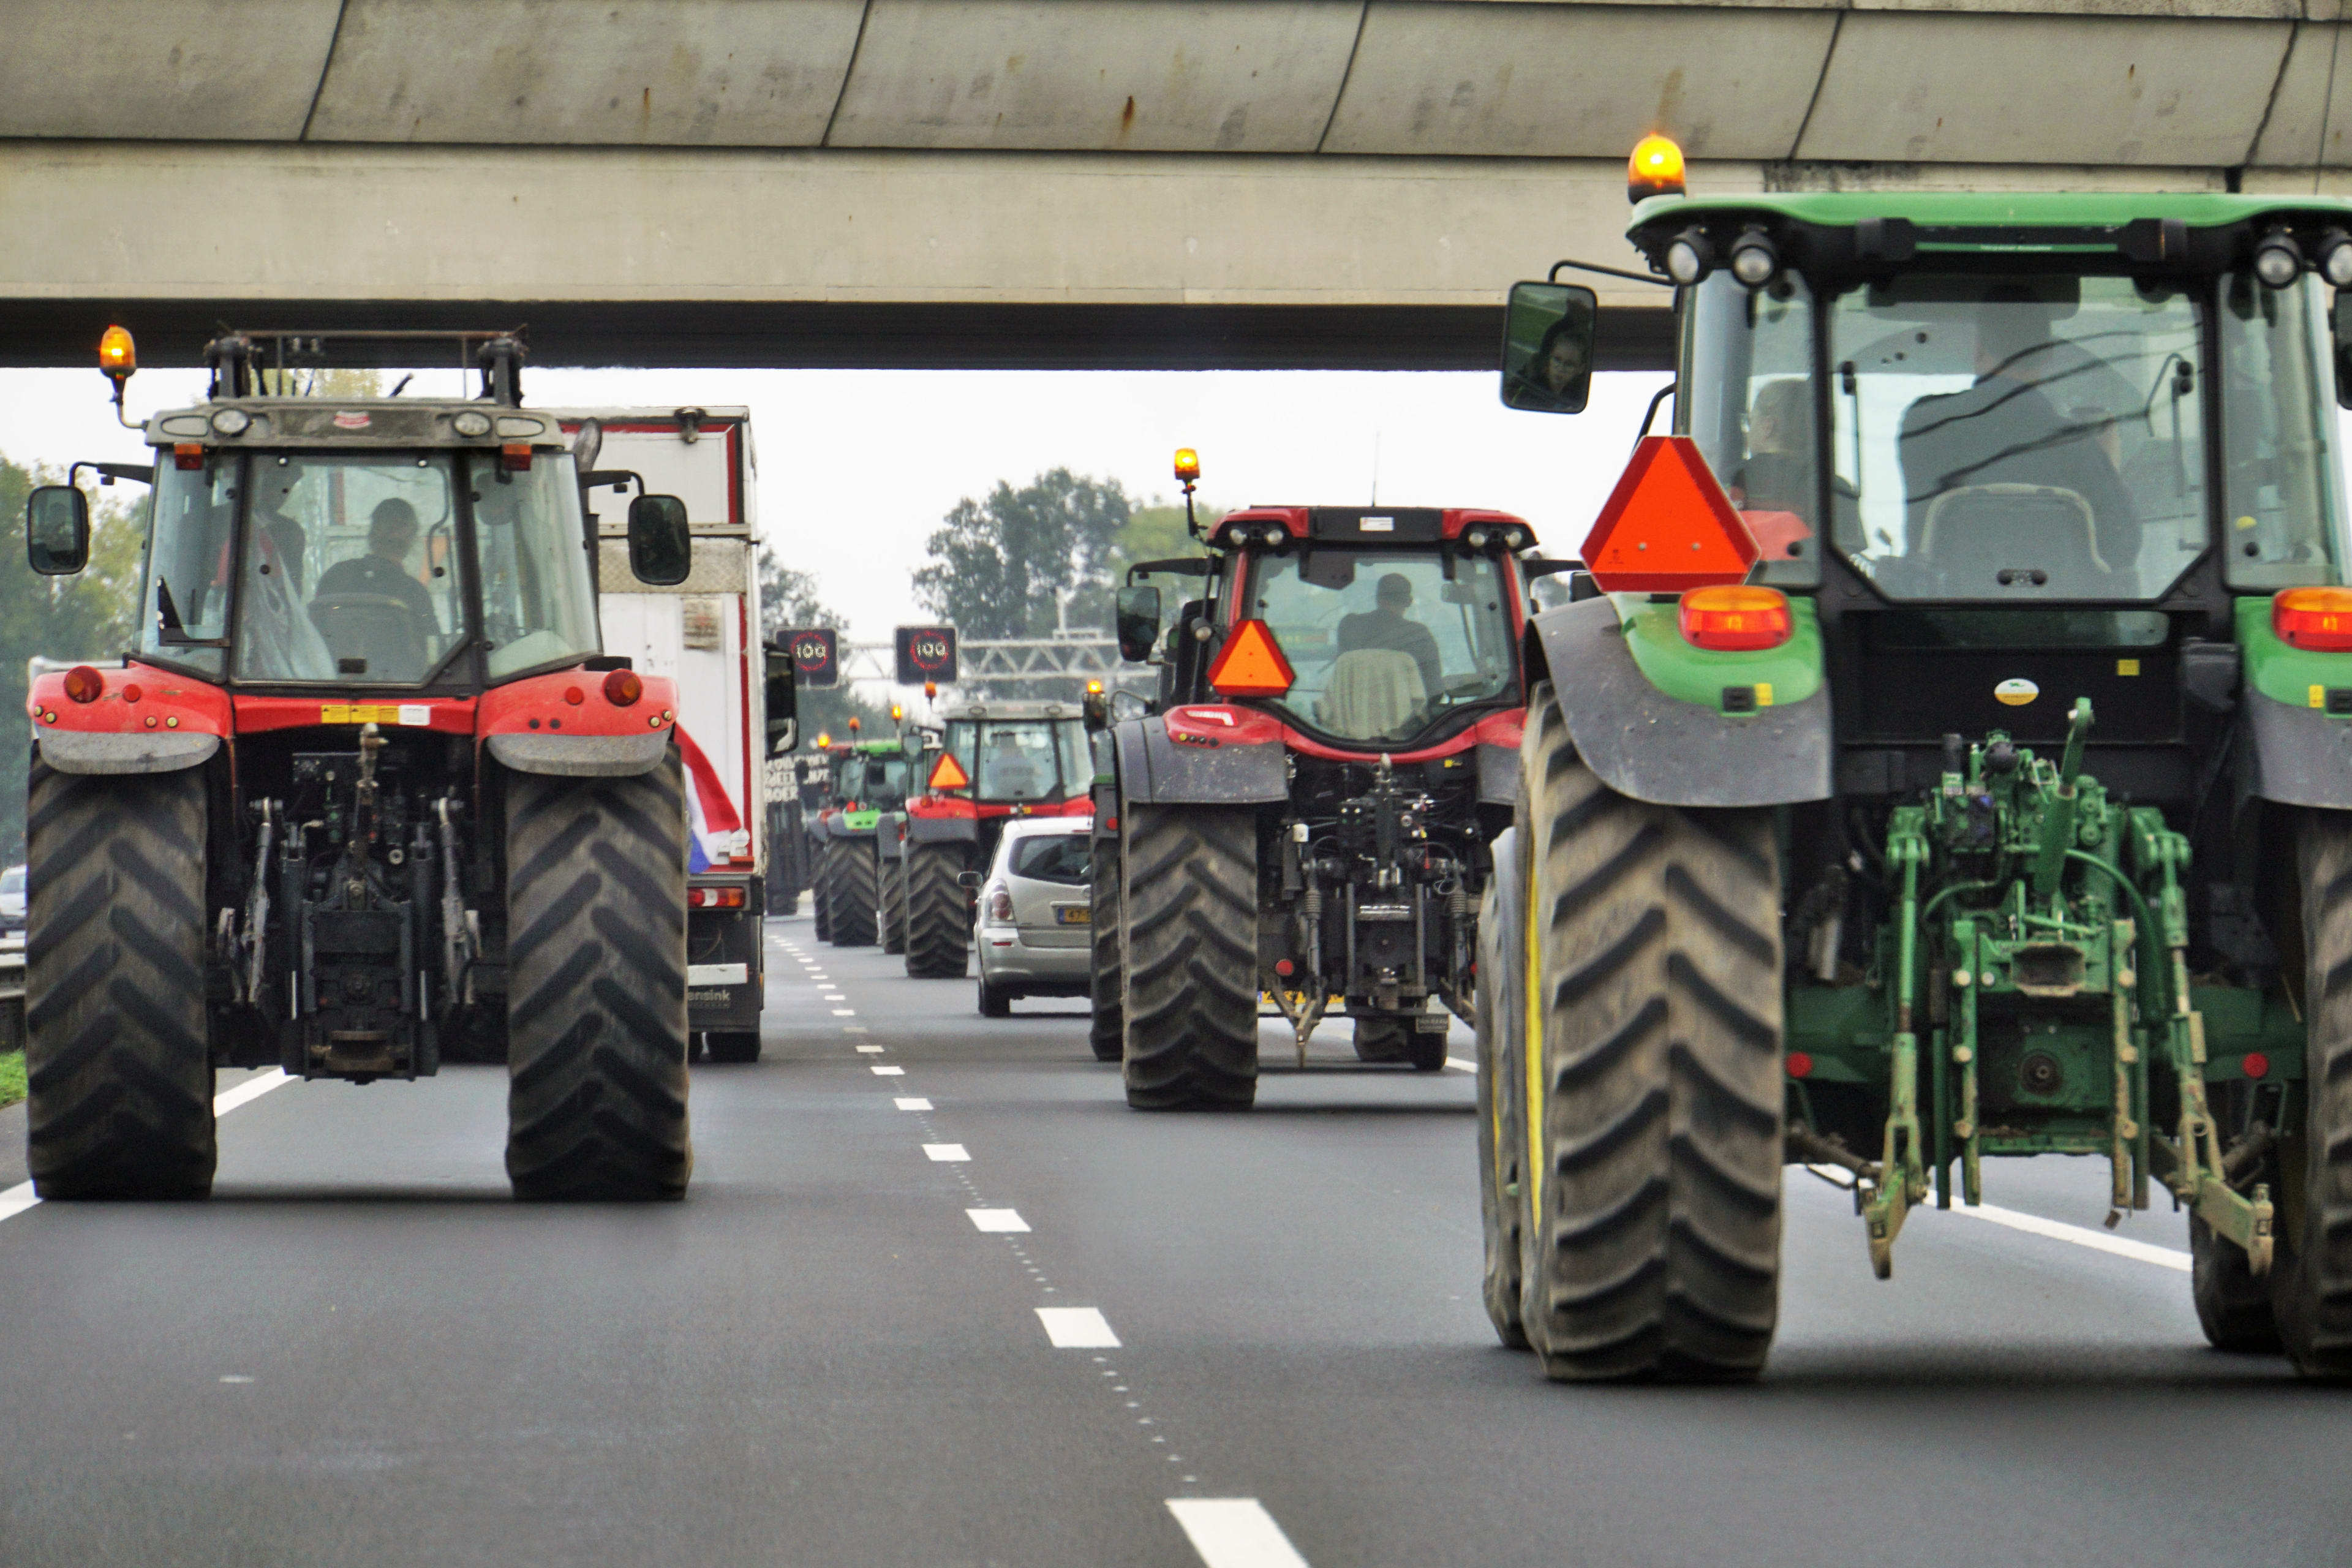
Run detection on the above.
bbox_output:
[1055,905,1091,925]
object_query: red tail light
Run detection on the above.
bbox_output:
[2274,587,2352,650]
[1678,586,1792,652]
[687,886,747,909]
[62,666,103,704]
[603,669,643,706]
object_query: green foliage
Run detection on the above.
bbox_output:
[756,548,894,750]
[0,1049,21,1110]
[1109,502,1215,582]
[913,469,1134,639]
[0,451,145,859]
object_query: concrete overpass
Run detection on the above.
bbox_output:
[5,0,2351,371]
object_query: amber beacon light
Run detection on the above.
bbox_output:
[1628,135,1687,203]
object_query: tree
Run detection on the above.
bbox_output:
[756,548,893,748]
[912,470,1133,641]
[0,451,146,858]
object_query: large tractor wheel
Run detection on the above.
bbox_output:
[1121,804,1259,1110]
[810,840,834,943]
[1518,683,1784,1381]
[879,854,908,955]
[829,840,879,948]
[1477,826,1532,1349]
[903,844,971,979]
[1088,833,1124,1063]
[23,762,216,1200]
[2269,811,2352,1374]
[503,758,693,1201]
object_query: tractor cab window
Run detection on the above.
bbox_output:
[138,456,239,679]
[238,453,466,684]
[840,752,911,810]
[1681,273,1822,586]
[943,720,1086,802]
[2218,273,2350,589]
[1826,273,2207,601]
[473,452,601,681]
[1242,548,1515,744]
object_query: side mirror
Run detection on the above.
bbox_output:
[27,485,89,576]
[627,493,692,586]
[956,870,982,891]
[1499,281,1599,415]
[1115,584,1163,662]
[2334,292,2352,409]
[764,641,799,753]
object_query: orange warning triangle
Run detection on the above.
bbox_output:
[929,751,970,791]
[1209,620,1296,697]
[1580,436,1759,594]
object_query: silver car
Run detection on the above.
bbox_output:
[973,818,1093,1016]
[0,863,23,935]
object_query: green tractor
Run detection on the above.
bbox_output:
[807,731,912,948]
[1483,138,2352,1379]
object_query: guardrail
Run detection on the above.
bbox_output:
[0,937,23,1057]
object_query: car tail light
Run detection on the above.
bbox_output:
[1678,586,1792,652]
[687,886,747,909]
[62,666,103,704]
[603,669,643,706]
[563,685,584,706]
[986,886,1014,922]
[2274,587,2352,650]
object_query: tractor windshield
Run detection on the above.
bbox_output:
[471,452,601,680]
[2216,273,2351,590]
[1824,273,2208,601]
[840,752,910,810]
[943,720,1088,802]
[137,456,239,679]
[1240,548,1516,744]
[237,453,467,684]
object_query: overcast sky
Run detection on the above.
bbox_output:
[0,364,1670,649]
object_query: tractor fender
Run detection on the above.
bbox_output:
[1528,597,1831,809]
[2242,690,2352,809]
[876,815,908,859]
[1476,741,1516,806]
[1112,715,1289,807]
[34,731,221,776]
[485,731,671,777]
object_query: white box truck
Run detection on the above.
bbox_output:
[554,406,774,1063]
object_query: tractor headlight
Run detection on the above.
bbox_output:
[1464,527,1490,550]
[1664,228,1712,286]
[2321,229,2352,288]
[2255,228,2304,289]
[451,410,493,437]
[1728,227,1779,288]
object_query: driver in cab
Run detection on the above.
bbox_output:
[1336,573,1444,698]
[312,499,440,674]
[981,732,1041,798]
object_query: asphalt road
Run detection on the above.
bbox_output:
[1,912,2345,1567]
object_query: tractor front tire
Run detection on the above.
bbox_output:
[1088,832,1125,1063]
[1120,804,1259,1110]
[879,854,908,954]
[2271,811,2352,1374]
[503,758,693,1201]
[903,845,971,978]
[829,840,879,948]
[1519,684,1784,1381]
[1477,826,1531,1350]
[24,762,216,1200]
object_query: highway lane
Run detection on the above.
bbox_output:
[0,912,2342,1567]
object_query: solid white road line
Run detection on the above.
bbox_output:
[1939,1199,2192,1271]
[893,1097,932,1110]
[1166,1499,1311,1568]
[1035,1307,1121,1348]
[922,1144,970,1162]
[967,1208,1030,1232]
[0,1069,296,1229]
[870,1065,905,1077]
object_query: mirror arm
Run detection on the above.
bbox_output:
[576,469,643,494]
[1522,559,1583,579]
[71,461,155,488]
[1634,383,1677,447]
[1547,257,1673,288]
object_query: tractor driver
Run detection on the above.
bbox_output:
[311,499,441,673]
[1336,573,1445,699]
[1897,291,2138,575]
[981,730,1041,798]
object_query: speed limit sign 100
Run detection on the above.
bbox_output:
[782,627,839,687]
[894,625,958,687]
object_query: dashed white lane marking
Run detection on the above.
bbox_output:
[1940,1199,2192,1271]
[831,1009,858,1017]
[894,1097,932,1110]
[923,1144,970,1162]
[856,1044,884,1054]
[1,1069,295,1229]
[967,1208,1030,1232]
[1444,1057,1476,1074]
[871,1065,906,1077]
[843,1025,869,1034]
[1166,1499,1310,1568]
[1036,1307,1121,1348]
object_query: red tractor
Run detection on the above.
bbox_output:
[16,328,780,1200]
[1090,452,1555,1107]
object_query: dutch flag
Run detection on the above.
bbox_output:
[674,725,744,874]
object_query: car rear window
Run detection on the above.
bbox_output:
[1,867,23,895]
[1009,835,1090,886]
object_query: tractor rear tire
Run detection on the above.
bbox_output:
[810,842,834,943]
[1477,825,1532,1350]
[879,854,908,954]
[1088,833,1125,1063]
[830,840,879,948]
[2271,810,2352,1374]
[1519,683,1784,1381]
[24,761,216,1200]
[1121,804,1259,1110]
[503,757,693,1201]
[703,1031,761,1065]
[2192,1210,2280,1352]
[903,844,971,979]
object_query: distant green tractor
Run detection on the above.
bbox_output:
[808,736,911,948]
[1482,139,2352,1380]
